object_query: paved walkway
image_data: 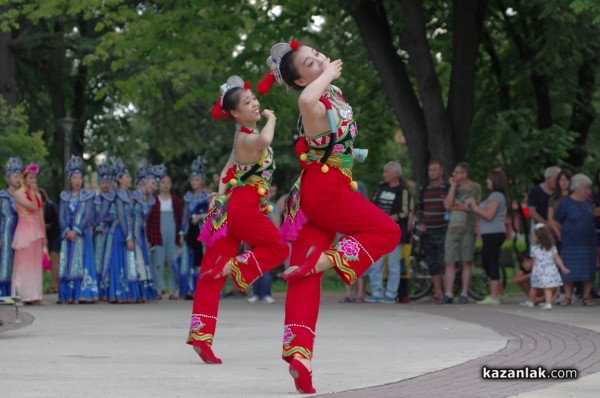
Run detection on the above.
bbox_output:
[324,305,600,397]
[1,292,599,398]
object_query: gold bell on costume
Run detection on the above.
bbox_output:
[258,187,266,196]
[321,164,329,173]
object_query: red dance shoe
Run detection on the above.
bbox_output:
[282,246,322,282]
[289,358,316,394]
[193,341,223,364]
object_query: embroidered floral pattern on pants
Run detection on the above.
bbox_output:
[337,238,360,262]
[236,252,252,264]
[283,325,296,346]
[190,315,205,332]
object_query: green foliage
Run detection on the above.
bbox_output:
[470,0,599,194]
[0,97,47,165]
[1,0,599,200]
[570,0,600,24]
[469,108,576,199]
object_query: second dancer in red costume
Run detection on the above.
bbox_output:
[259,42,400,393]
[186,76,289,364]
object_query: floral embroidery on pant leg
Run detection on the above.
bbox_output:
[283,325,296,346]
[190,315,205,332]
[236,251,252,264]
[337,237,360,262]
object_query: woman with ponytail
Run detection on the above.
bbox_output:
[186,75,289,364]
[11,163,46,304]
[259,41,400,393]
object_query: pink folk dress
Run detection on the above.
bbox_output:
[11,193,45,302]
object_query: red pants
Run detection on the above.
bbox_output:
[187,186,289,346]
[282,164,400,361]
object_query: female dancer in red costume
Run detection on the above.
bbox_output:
[187,76,289,364]
[258,42,400,393]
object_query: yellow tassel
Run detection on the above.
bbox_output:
[321,164,329,173]
[229,178,237,186]
[258,187,266,196]
[350,180,358,191]
[299,153,307,161]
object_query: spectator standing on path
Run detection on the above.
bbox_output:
[339,181,368,303]
[130,167,159,302]
[522,224,570,310]
[0,157,22,297]
[439,162,481,304]
[177,156,210,300]
[11,163,46,305]
[58,155,98,304]
[93,161,116,279]
[528,166,561,235]
[467,169,509,305]
[147,167,183,300]
[591,169,600,269]
[365,161,411,303]
[417,161,449,302]
[555,174,596,306]
[547,170,572,243]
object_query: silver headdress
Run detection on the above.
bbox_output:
[112,157,129,179]
[135,166,150,183]
[96,160,113,182]
[4,157,23,183]
[190,156,207,177]
[219,76,246,106]
[150,164,168,182]
[258,40,299,94]
[267,42,294,84]
[66,155,84,178]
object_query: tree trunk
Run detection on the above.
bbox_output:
[496,0,552,130]
[482,30,511,111]
[567,57,597,167]
[0,30,18,107]
[399,0,456,176]
[447,0,488,162]
[46,22,68,188]
[349,0,429,184]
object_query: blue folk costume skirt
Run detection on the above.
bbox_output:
[102,226,143,303]
[59,231,99,303]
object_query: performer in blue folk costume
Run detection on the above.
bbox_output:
[102,158,141,303]
[0,157,23,296]
[93,160,116,280]
[130,166,158,301]
[175,156,210,299]
[58,155,99,303]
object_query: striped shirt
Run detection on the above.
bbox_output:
[420,183,449,229]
